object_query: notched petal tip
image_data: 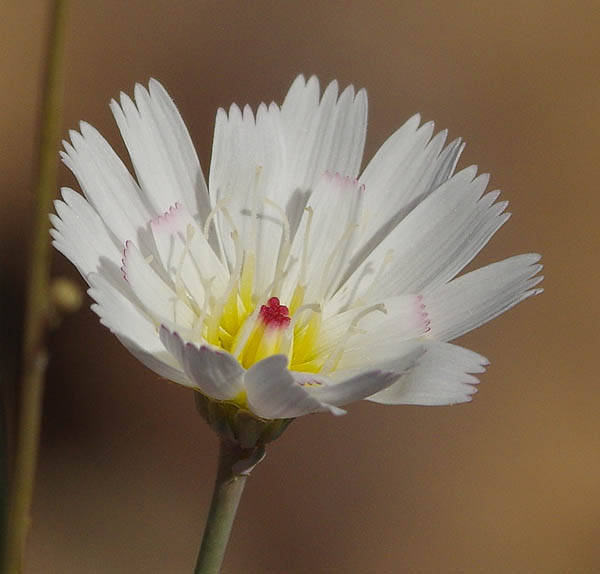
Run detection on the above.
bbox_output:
[419,119,435,133]
[459,164,479,181]
[355,86,368,101]
[256,101,269,116]
[215,107,228,121]
[320,171,364,193]
[339,82,355,99]
[158,323,175,339]
[306,74,320,90]
[409,112,422,125]
[120,240,135,280]
[291,73,306,86]
[242,103,255,122]
[134,82,150,100]
[51,198,63,213]
[150,202,185,232]
[78,120,100,140]
[147,77,166,94]
[228,102,242,119]
[530,253,543,265]
[58,149,70,163]
[108,97,121,113]
[159,324,190,350]
[118,90,136,112]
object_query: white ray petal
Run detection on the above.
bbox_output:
[245,355,344,419]
[312,295,430,373]
[424,254,543,342]
[208,76,368,288]
[88,273,188,385]
[295,371,397,406]
[160,327,245,400]
[300,343,423,406]
[368,342,488,405]
[88,273,157,349]
[281,76,368,189]
[208,101,286,289]
[333,166,510,307]
[121,240,195,328]
[150,202,229,305]
[60,123,153,249]
[124,340,193,387]
[110,82,208,218]
[146,79,211,222]
[248,103,288,294]
[358,115,463,247]
[51,187,121,279]
[283,173,364,304]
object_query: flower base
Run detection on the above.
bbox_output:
[194,391,294,450]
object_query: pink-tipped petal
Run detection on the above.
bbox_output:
[368,341,489,405]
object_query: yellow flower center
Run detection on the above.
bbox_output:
[167,183,385,378]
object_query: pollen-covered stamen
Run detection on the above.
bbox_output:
[258,297,291,329]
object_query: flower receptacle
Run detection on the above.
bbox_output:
[194,391,294,449]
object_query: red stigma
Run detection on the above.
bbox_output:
[259,297,291,329]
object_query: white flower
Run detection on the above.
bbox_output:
[51,75,542,421]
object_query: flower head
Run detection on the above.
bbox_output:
[51,76,542,429]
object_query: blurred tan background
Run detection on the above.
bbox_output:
[2,1,599,572]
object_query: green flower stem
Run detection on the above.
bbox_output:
[194,439,263,574]
[3,1,68,572]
